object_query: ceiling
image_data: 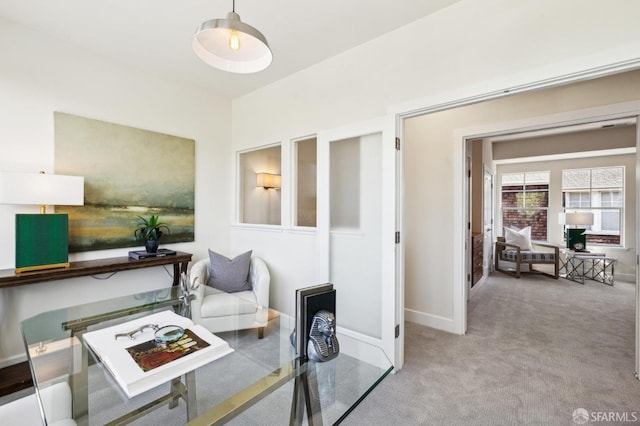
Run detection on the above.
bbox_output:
[0,0,461,99]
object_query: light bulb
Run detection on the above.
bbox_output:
[229,30,241,51]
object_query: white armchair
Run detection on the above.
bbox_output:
[190,257,270,338]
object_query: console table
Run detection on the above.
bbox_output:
[0,251,193,398]
[0,251,192,288]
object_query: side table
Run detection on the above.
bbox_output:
[565,252,615,286]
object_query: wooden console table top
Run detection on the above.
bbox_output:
[0,251,192,288]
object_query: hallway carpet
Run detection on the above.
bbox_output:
[344,273,640,425]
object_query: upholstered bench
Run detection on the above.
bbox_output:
[501,249,557,264]
[495,236,559,279]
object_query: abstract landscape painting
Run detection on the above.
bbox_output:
[54,112,195,252]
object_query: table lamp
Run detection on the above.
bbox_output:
[559,212,594,251]
[0,171,84,274]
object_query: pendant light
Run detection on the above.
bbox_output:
[193,0,272,74]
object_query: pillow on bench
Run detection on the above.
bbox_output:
[504,226,533,250]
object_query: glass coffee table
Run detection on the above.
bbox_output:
[21,287,393,425]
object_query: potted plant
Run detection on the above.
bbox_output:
[134,214,170,253]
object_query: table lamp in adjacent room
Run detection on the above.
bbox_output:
[0,171,84,274]
[559,212,594,251]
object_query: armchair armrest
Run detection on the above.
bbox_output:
[532,242,560,255]
[189,256,270,313]
[249,257,270,308]
[189,258,209,310]
[496,241,522,252]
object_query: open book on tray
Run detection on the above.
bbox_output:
[83,310,233,398]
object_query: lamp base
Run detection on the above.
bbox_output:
[16,262,71,275]
[15,214,70,274]
[566,228,587,251]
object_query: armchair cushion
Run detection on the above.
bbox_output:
[200,288,258,317]
[504,226,533,250]
[207,249,252,293]
[191,256,270,336]
[502,250,556,262]
[495,236,559,279]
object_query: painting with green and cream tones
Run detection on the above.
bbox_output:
[54,112,195,252]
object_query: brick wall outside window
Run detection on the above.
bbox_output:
[501,183,549,241]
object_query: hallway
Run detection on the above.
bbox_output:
[346,273,639,425]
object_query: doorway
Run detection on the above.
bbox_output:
[467,140,493,298]
[399,68,640,377]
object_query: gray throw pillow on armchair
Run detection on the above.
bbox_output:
[207,250,253,293]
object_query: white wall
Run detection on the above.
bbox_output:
[0,17,232,366]
[330,133,383,338]
[231,0,640,331]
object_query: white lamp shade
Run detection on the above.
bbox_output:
[0,171,84,207]
[256,172,281,189]
[193,11,272,74]
[558,212,594,226]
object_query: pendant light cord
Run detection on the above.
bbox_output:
[232,0,235,13]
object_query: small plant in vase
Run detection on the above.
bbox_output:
[134,214,170,253]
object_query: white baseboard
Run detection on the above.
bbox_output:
[616,272,636,283]
[405,308,458,334]
[469,275,488,298]
[0,354,27,370]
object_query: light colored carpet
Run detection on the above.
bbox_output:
[343,273,640,425]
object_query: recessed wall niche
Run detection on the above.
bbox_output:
[330,137,360,229]
[239,145,282,225]
[294,137,317,227]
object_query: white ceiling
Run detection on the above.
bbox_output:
[0,0,461,99]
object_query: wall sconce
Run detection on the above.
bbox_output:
[256,172,281,190]
[0,171,84,273]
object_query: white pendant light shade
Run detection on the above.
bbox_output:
[193,11,272,74]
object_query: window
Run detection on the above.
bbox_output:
[294,137,317,227]
[562,167,623,245]
[500,171,549,241]
[239,145,282,225]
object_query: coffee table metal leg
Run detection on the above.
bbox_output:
[591,258,615,286]
[169,377,181,409]
[70,328,89,422]
[168,372,197,420]
[566,257,585,284]
[185,371,197,420]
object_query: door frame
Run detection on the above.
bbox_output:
[454,103,640,334]
[636,114,640,379]
[482,164,494,280]
[316,115,398,366]
[392,60,640,374]
[465,152,473,300]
